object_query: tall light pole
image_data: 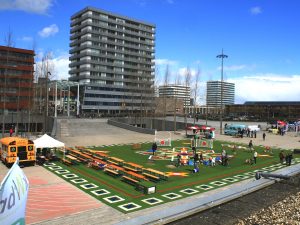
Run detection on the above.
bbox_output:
[216,49,228,135]
[45,71,51,133]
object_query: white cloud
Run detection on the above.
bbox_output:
[52,54,70,80]
[19,36,33,42]
[178,67,197,77]
[155,58,178,66]
[227,74,300,103]
[38,24,59,38]
[217,64,256,72]
[250,6,262,15]
[0,0,53,14]
[223,65,247,71]
[35,51,69,80]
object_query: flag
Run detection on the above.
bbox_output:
[0,158,29,225]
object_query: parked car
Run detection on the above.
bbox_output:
[224,124,246,136]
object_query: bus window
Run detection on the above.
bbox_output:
[10,147,16,152]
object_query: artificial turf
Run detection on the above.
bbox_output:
[44,139,298,213]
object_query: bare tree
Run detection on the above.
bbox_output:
[193,67,201,125]
[184,67,191,136]
[173,72,181,132]
[2,29,15,137]
[34,51,55,133]
[162,65,170,131]
[152,65,160,118]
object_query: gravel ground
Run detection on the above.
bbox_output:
[169,175,300,225]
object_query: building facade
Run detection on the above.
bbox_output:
[0,46,34,113]
[225,101,300,122]
[158,84,191,107]
[69,7,155,116]
[206,81,235,107]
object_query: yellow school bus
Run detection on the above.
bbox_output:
[0,137,35,167]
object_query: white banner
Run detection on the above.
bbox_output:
[0,159,29,225]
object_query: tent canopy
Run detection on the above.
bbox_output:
[186,125,215,131]
[33,134,65,149]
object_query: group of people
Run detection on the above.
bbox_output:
[279,151,293,166]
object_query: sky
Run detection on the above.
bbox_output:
[0,0,300,104]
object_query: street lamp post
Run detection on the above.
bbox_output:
[45,71,51,133]
[216,49,228,135]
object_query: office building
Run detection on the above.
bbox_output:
[69,7,155,115]
[225,101,300,121]
[158,84,191,107]
[206,81,235,107]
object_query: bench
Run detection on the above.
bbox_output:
[62,158,72,166]
[123,166,138,172]
[122,175,139,186]
[105,168,119,177]
[143,173,160,181]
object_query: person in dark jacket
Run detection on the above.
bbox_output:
[152,142,157,155]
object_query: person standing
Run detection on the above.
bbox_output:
[192,146,196,156]
[221,149,226,166]
[279,151,285,164]
[193,152,199,172]
[199,152,204,164]
[253,150,258,164]
[248,140,253,151]
[151,142,157,156]
[287,153,293,166]
[9,127,13,137]
[176,154,181,167]
[263,132,266,141]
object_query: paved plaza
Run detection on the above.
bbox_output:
[0,118,299,225]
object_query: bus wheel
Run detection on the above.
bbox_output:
[5,160,12,168]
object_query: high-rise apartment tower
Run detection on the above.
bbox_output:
[206,81,235,107]
[69,7,155,115]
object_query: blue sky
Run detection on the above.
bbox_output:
[0,0,300,103]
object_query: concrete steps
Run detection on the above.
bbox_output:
[59,120,70,137]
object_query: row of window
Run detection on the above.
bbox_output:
[78,41,153,56]
[0,51,33,60]
[84,34,153,50]
[0,69,33,76]
[90,19,153,37]
[0,60,33,67]
[85,93,152,100]
[83,101,151,107]
[86,85,153,94]
[89,56,151,66]
[88,26,153,43]
[89,11,154,31]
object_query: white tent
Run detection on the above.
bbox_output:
[33,134,65,149]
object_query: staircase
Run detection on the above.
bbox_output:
[59,119,70,137]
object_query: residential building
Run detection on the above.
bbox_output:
[69,7,155,116]
[0,46,34,113]
[206,81,235,107]
[158,84,191,107]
